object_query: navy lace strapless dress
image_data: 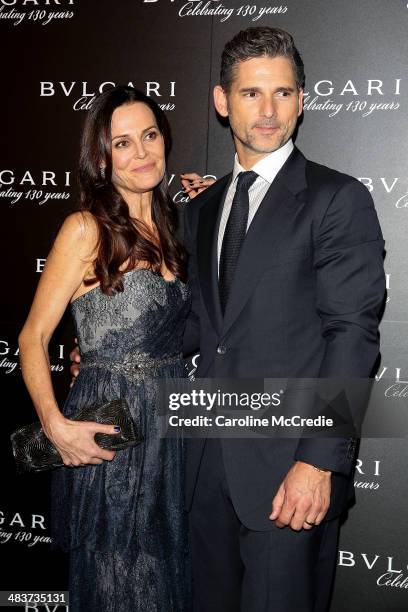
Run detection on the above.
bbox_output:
[50,268,192,612]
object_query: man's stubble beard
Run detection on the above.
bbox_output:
[233,124,289,156]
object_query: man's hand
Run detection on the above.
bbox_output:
[270,461,331,531]
[180,173,216,199]
[69,338,81,387]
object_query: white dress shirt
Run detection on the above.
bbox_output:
[217,139,294,272]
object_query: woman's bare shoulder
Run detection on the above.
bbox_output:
[55,211,99,259]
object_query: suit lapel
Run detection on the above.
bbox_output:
[221,148,308,336]
[197,174,231,335]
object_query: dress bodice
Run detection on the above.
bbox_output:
[70,268,191,365]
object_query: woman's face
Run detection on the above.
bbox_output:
[110,102,165,195]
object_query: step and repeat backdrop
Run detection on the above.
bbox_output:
[1,1,408,610]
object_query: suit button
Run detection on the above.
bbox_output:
[217,345,227,355]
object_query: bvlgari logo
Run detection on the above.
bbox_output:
[0,169,71,206]
[338,549,408,590]
[0,339,65,374]
[143,0,287,22]
[0,510,52,548]
[358,177,408,210]
[0,0,75,26]
[376,366,408,399]
[303,78,402,117]
[385,273,391,303]
[40,81,176,112]
[23,606,68,611]
[354,458,381,491]
[36,258,46,273]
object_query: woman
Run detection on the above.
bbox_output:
[18,86,191,611]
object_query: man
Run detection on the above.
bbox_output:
[70,26,384,611]
[180,27,385,611]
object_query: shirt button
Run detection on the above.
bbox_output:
[217,345,227,355]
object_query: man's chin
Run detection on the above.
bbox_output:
[250,143,284,154]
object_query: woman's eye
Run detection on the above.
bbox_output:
[115,140,129,148]
[145,131,157,140]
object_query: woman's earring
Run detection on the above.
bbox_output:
[100,166,106,180]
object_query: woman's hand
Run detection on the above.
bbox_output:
[180,173,216,199]
[43,411,118,467]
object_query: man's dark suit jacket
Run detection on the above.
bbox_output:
[183,146,386,530]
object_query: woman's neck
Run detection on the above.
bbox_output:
[121,188,154,228]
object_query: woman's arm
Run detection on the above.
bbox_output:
[18,212,119,467]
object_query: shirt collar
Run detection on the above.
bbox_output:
[232,139,294,185]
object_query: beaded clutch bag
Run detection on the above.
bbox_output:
[10,399,142,474]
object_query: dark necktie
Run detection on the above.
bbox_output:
[219,170,258,315]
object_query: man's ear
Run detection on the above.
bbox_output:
[297,88,304,117]
[213,85,229,118]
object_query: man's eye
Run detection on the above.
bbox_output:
[244,91,258,98]
[277,91,290,97]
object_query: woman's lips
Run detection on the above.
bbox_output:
[132,162,155,173]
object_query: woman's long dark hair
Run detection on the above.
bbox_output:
[78,85,187,294]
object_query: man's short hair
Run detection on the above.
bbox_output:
[220,27,305,92]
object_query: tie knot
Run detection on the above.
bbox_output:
[236,170,258,192]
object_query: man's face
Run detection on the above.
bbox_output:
[214,55,303,166]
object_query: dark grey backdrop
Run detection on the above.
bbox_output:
[1,1,407,609]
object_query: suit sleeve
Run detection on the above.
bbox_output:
[294,178,386,474]
[182,205,201,357]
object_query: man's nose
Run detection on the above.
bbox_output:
[260,97,277,118]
